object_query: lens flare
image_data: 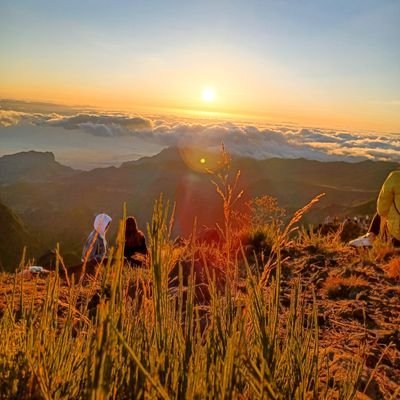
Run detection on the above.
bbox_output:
[178,147,218,173]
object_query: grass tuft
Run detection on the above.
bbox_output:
[383,257,400,280]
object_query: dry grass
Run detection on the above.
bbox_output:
[2,203,400,398]
[383,257,400,280]
[323,276,370,300]
[0,193,369,399]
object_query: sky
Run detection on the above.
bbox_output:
[0,0,399,133]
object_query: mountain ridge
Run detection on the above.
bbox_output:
[0,147,396,270]
[0,150,79,184]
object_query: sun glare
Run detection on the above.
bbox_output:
[202,87,216,103]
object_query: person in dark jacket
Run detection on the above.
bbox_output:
[124,216,147,267]
[81,213,112,263]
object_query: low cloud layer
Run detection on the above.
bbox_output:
[1,102,400,167]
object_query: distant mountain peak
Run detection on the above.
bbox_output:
[1,150,56,163]
[0,150,78,184]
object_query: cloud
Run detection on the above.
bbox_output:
[0,110,24,127]
[44,113,152,135]
[1,102,400,164]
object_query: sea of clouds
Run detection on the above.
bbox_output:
[1,102,400,168]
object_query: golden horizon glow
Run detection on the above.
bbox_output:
[1,41,399,134]
[1,85,399,134]
[201,87,216,103]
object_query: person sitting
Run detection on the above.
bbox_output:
[81,213,112,262]
[124,216,148,267]
[349,171,400,247]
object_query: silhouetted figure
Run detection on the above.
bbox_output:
[124,216,147,267]
[82,213,112,262]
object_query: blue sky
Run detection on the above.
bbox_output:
[0,0,399,131]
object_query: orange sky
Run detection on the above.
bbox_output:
[1,1,399,134]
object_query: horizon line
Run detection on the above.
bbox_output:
[1,95,399,137]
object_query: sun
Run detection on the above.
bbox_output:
[202,87,216,103]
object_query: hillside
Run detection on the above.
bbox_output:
[0,147,396,268]
[0,201,37,271]
[0,225,399,398]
